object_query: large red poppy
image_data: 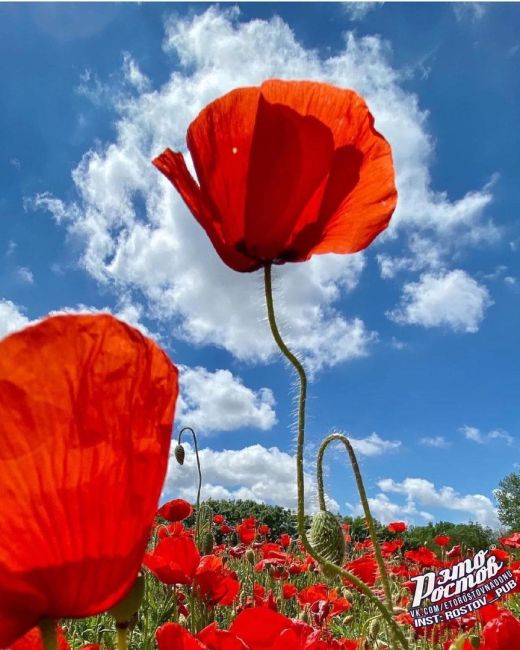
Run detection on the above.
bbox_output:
[153,79,396,272]
[0,314,178,646]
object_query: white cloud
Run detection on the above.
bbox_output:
[347,492,434,525]
[377,477,499,528]
[453,3,487,23]
[343,2,382,22]
[163,441,339,513]
[388,269,492,333]
[177,366,277,433]
[122,52,151,92]
[460,425,514,446]
[419,436,450,449]
[348,432,401,456]
[30,7,499,370]
[0,300,30,340]
[15,267,34,285]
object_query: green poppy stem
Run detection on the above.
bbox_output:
[39,619,58,650]
[263,263,408,650]
[116,627,128,650]
[178,427,202,545]
[317,433,396,615]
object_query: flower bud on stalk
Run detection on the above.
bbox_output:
[309,510,346,570]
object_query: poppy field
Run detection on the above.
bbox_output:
[1,78,518,650]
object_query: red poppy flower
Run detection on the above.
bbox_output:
[194,555,240,606]
[156,622,206,650]
[387,522,407,534]
[500,532,520,549]
[236,521,256,545]
[343,556,378,587]
[282,583,298,599]
[405,547,441,567]
[157,498,193,522]
[447,545,462,559]
[0,315,178,647]
[153,80,397,273]
[220,524,233,535]
[144,536,201,585]
[8,626,70,650]
[229,607,295,649]
[197,623,248,650]
[279,533,292,548]
[434,535,451,547]
[481,610,520,650]
[213,514,225,525]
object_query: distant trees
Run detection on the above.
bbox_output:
[188,500,500,551]
[496,472,520,532]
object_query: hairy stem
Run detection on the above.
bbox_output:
[178,427,202,543]
[263,263,408,650]
[317,434,396,614]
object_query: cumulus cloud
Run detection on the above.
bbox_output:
[388,269,492,333]
[347,492,434,524]
[177,366,277,433]
[163,442,339,513]
[377,477,499,528]
[348,432,401,456]
[419,436,451,449]
[15,267,34,285]
[343,2,382,22]
[453,3,487,23]
[30,7,498,369]
[0,299,30,340]
[460,425,514,446]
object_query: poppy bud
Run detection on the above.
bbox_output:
[174,444,185,465]
[246,549,256,565]
[309,510,345,568]
[469,635,480,649]
[368,618,381,639]
[108,573,145,627]
[200,532,214,555]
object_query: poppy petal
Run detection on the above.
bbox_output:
[153,148,258,272]
[0,314,178,645]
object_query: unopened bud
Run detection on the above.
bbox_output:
[174,444,185,465]
[246,549,255,565]
[368,618,381,639]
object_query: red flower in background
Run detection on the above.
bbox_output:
[8,626,70,650]
[0,315,178,647]
[194,555,240,606]
[343,556,378,587]
[434,535,451,547]
[447,545,462,559]
[157,499,193,522]
[500,532,520,549]
[481,610,520,649]
[236,520,256,545]
[405,547,441,567]
[387,522,407,534]
[153,80,396,273]
[213,514,225,525]
[144,536,201,585]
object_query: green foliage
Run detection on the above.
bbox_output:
[402,520,497,551]
[496,472,520,531]
[196,498,298,538]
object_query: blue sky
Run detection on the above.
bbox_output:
[1,2,519,529]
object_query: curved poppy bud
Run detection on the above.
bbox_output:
[0,314,178,646]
